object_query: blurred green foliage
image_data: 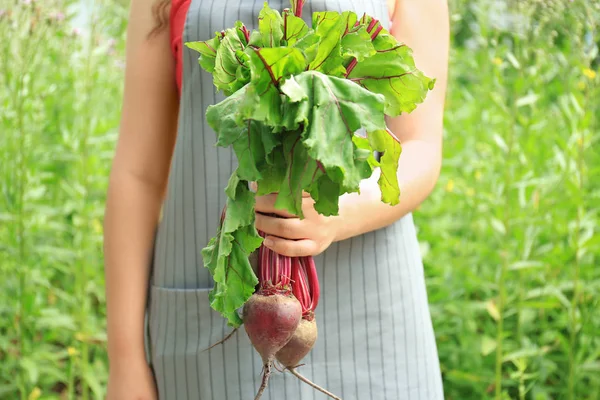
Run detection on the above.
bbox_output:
[0,0,598,399]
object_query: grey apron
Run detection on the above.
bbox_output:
[145,0,445,398]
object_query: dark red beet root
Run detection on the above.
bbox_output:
[243,292,301,399]
[275,318,317,367]
[242,293,302,363]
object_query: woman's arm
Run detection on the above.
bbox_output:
[254,0,449,257]
[333,0,449,241]
[103,0,178,366]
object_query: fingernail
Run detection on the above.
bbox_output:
[263,238,273,247]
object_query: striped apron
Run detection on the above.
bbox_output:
[145,0,445,399]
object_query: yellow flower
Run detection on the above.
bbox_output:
[475,170,482,181]
[67,347,78,357]
[466,188,475,197]
[28,387,42,400]
[445,179,455,192]
[583,68,596,79]
[492,57,502,66]
[75,332,86,342]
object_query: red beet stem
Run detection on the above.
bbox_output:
[366,18,377,33]
[292,0,306,17]
[292,258,311,316]
[345,16,384,78]
[303,256,320,312]
[240,24,251,43]
[220,205,227,226]
[371,24,383,40]
[345,58,358,77]
[257,230,293,294]
[259,243,319,316]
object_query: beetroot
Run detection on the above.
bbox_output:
[242,235,302,399]
[276,256,319,367]
[275,317,317,367]
[272,256,340,400]
[220,223,339,399]
[242,292,302,364]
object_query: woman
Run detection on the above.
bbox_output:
[103,0,449,398]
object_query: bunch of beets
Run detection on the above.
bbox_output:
[187,0,434,397]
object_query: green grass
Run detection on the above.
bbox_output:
[0,0,598,399]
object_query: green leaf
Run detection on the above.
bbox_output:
[206,85,248,145]
[261,125,279,160]
[279,75,306,102]
[280,71,386,191]
[256,149,287,195]
[207,86,277,182]
[341,26,376,62]
[350,134,378,185]
[352,134,378,169]
[347,32,435,116]
[225,170,241,200]
[230,121,271,181]
[222,180,258,233]
[258,2,284,48]
[185,34,220,73]
[209,224,262,326]
[367,129,402,205]
[340,10,358,31]
[309,11,346,76]
[273,131,318,217]
[241,47,307,127]
[213,27,251,95]
[282,8,309,46]
[35,308,77,331]
[247,47,307,92]
[201,180,261,327]
[308,174,341,216]
[317,42,347,77]
[19,358,39,383]
[292,31,320,57]
[83,369,104,399]
[481,336,497,356]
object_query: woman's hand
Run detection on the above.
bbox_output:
[106,359,158,400]
[254,192,342,257]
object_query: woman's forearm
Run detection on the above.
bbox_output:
[334,139,441,242]
[103,170,164,363]
[332,0,449,243]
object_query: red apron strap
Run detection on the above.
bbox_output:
[170,0,191,94]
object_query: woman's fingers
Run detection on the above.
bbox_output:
[255,193,315,218]
[255,213,307,240]
[254,194,297,218]
[250,181,311,199]
[262,236,320,258]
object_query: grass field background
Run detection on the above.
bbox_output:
[0,0,598,399]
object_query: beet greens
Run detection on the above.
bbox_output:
[186,0,434,327]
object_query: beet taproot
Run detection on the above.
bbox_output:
[275,317,317,367]
[242,292,302,364]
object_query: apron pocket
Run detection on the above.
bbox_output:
[147,285,260,400]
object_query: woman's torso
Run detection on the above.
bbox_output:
[146,1,444,398]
